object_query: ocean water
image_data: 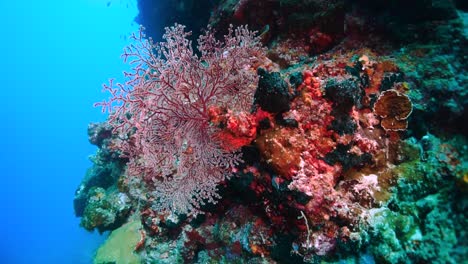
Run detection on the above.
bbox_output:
[1,1,140,263]
[3,1,466,263]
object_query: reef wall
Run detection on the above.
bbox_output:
[75,1,467,263]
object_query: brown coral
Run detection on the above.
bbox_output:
[373,89,413,131]
[255,127,305,179]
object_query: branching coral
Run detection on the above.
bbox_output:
[95,24,265,215]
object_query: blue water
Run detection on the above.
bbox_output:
[1,1,140,263]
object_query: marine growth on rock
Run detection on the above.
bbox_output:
[75,1,468,263]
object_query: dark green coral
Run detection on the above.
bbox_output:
[80,187,131,233]
[366,135,468,264]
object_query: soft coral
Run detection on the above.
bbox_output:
[95,24,265,215]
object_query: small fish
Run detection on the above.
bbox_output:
[259,25,270,43]
[106,1,111,7]
[259,25,270,38]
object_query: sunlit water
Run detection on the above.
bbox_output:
[1,1,139,263]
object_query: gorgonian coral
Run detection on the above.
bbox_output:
[95,24,265,215]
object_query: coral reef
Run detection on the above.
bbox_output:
[74,123,129,233]
[366,135,468,264]
[76,0,467,263]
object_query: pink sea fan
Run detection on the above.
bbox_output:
[95,24,265,215]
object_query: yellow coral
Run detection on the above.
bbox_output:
[94,220,143,264]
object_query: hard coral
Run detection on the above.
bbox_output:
[80,187,131,233]
[373,89,413,131]
[94,220,143,264]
